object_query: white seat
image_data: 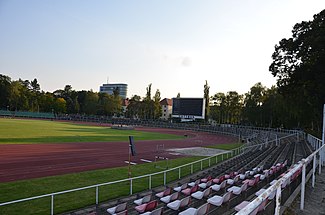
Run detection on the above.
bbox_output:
[207,195,223,207]
[227,182,247,195]
[199,180,212,189]
[211,180,226,192]
[160,192,179,204]
[141,207,163,215]
[178,208,197,215]
[178,203,210,215]
[167,196,190,211]
[191,187,211,200]
[207,191,232,207]
[188,179,200,187]
[107,202,127,215]
[227,175,239,185]
[134,194,151,205]
[239,172,248,180]
[167,200,181,210]
[174,183,187,192]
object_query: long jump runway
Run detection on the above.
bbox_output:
[0,127,236,182]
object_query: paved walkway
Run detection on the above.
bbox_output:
[286,167,325,215]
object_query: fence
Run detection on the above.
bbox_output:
[0,131,297,215]
[236,134,325,215]
[0,110,54,119]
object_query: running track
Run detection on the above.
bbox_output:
[0,127,236,182]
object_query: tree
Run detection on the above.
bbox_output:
[0,74,11,109]
[126,95,142,118]
[204,80,210,122]
[83,91,98,115]
[54,98,66,113]
[143,84,154,119]
[30,78,40,112]
[153,89,162,119]
[225,91,242,124]
[31,78,40,92]
[210,92,226,123]
[269,9,325,130]
[145,84,152,101]
[10,80,29,111]
[98,93,114,116]
[243,83,266,126]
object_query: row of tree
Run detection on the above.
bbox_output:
[0,75,163,118]
[0,72,320,131]
[209,83,291,128]
[210,9,325,132]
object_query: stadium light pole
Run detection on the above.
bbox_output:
[321,104,325,165]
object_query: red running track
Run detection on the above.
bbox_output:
[0,127,236,182]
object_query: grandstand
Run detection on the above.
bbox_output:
[88,133,313,215]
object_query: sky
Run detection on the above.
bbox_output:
[0,0,324,99]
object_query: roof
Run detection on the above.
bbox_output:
[121,98,129,106]
[160,98,173,106]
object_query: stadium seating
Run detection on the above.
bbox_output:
[107,202,127,215]
[135,200,158,213]
[134,194,151,206]
[167,196,191,211]
[207,191,232,207]
[191,187,212,200]
[160,192,179,204]
[155,187,171,198]
[178,202,210,215]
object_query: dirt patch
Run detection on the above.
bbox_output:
[167,147,228,156]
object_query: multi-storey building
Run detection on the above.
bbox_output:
[160,98,173,120]
[99,83,128,99]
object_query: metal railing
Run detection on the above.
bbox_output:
[236,134,325,215]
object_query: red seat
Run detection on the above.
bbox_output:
[135,200,158,213]
[201,176,212,183]
[213,175,225,184]
[155,187,171,198]
[182,184,198,196]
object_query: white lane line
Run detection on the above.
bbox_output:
[124,161,137,165]
[140,159,152,163]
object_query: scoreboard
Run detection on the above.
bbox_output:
[172,98,205,120]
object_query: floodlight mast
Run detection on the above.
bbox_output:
[322,104,325,165]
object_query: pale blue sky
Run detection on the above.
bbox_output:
[1,0,324,99]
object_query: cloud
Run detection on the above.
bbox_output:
[181,56,191,67]
[162,55,192,67]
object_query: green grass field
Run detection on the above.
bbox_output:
[0,118,184,144]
